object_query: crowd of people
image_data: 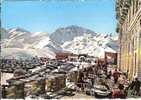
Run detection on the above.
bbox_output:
[76,63,141,98]
[1,56,141,99]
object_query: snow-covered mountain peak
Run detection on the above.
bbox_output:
[50,25,97,44]
[62,33,119,58]
[8,27,30,34]
[1,28,57,59]
[31,32,48,37]
[7,28,31,40]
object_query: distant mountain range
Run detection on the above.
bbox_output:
[0,25,118,59]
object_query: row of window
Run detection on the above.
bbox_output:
[120,0,140,33]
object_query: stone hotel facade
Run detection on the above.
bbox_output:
[116,0,141,80]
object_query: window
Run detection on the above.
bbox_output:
[129,9,131,23]
[139,0,141,8]
[140,32,141,38]
[136,0,139,12]
[140,19,141,28]
[132,0,135,15]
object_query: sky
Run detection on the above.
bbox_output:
[2,0,116,34]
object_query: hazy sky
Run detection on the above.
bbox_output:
[2,0,116,34]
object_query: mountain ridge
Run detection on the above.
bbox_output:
[1,26,118,59]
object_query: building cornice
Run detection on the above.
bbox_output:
[116,0,131,24]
